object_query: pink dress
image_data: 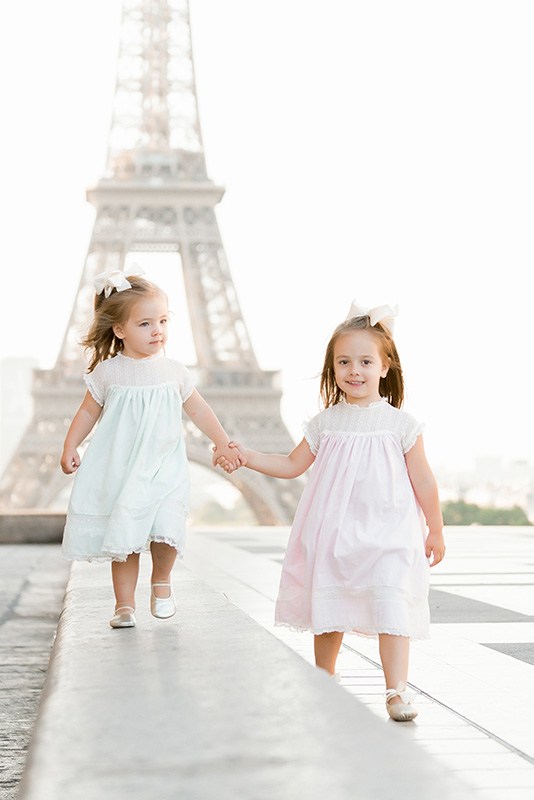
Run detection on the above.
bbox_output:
[275,399,430,639]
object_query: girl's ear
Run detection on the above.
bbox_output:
[113,324,125,340]
[381,358,390,378]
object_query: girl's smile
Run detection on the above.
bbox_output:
[333,330,389,406]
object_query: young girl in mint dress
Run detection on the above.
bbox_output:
[60,265,240,629]
[218,302,445,721]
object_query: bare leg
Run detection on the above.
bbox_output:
[379,634,410,705]
[111,553,140,610]
[150,542,177,597]
[314,631,344,674]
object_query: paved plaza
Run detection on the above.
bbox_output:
[185,525,534,799]
[0,545,69,800]
[3,526,534,798]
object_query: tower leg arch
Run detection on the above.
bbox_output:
[185,446,302,526]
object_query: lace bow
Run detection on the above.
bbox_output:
[346,300,399,336]
[94,263,146,298]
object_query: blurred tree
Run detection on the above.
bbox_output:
[442,500,532,526]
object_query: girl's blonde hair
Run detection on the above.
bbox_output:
[320,315,404,409]
[82,276,163,372]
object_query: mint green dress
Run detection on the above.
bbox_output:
[61,352,194,562]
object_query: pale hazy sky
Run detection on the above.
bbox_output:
[1,0,533,472]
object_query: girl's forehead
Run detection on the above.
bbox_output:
[334,330,382,354]
[129,293,168,317]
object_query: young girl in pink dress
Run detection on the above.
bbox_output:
[217,302,445,721]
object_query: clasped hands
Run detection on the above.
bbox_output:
[212,441,245,474]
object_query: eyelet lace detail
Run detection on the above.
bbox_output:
[84,353,194,406]
[303,401,424,456]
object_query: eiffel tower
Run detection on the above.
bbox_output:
[0,0,301,524]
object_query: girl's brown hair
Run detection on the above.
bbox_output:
[82,276,162,372]
[320,315,404,409]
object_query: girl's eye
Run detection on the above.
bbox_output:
[140,322,149,327]
[160,318,168,325]
[362,360,371,366]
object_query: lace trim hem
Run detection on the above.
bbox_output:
[273,621,429,640]
[61,537,184,564]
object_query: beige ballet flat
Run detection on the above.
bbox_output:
[110,606,136,628]
[385,681,418,721]
[150,583,176,619]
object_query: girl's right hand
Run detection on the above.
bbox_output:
[226,441,246,470]
[228,441,246,463]
[60,448,81,475]
[213,441,247,472]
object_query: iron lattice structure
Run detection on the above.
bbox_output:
[0,0,301,523]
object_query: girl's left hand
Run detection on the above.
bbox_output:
[425,529,446,566]
[212,442,245,473]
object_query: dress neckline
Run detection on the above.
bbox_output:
[340,397,387,410]
[116,351,163,363]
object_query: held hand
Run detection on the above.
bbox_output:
[224,441,247,473]
[425,529,446,567]
[212,442,242,473]
[60,448,81,475]
[228,441,246,465]
[212,441,246,473]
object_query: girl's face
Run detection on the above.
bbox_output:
[333,330,389,406]
[113,293,169,359]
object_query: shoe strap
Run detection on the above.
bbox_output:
[385,681,415,705]
[114,606,135,614]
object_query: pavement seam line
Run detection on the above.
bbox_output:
[341,640,534,766]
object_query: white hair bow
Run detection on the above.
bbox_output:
[94,263,146,298]
[346,301,399,335]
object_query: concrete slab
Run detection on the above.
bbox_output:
[19,558,470,800]
[0,544,69,800]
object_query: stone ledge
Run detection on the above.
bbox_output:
[19,560,471,800]
[0,512,65,544]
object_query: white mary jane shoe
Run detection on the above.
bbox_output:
[385,681,418,721]
[150,583,176,619]
[109,606,136,628]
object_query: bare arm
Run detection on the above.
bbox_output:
[183,389,241,468]
[60,391,102,474]
[405,436,445,566]
[226,438,315,479]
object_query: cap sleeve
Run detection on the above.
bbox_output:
[83,366,106,407]
[177,363,194,402]
[303,414,321,456]
[401,413,425,454]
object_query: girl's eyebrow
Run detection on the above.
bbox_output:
[336,353,375,359]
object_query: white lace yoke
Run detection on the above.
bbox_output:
[84,352,194,407]
[304,399,424,456]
